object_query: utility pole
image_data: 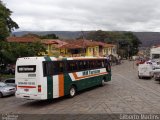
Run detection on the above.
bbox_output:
[128,44,130,60]
[81,31,85,56]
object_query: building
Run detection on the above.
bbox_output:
[7,37,117,57]
[41,39,67,56]
[150,45,160,59]
[58,39,117,57]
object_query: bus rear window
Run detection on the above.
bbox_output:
[17,65,36,73]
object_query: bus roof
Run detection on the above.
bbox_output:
[17,56,106,61]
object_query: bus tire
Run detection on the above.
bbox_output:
[0,92,3,98]
[138,75,141,79]
[68,86,76,98]
[138,72,142,79]
[100,79,105,86]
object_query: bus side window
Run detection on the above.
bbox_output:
[78,61,82,70]
[53,61,64,75]
[85,60,89,70]
[66,61,77,73]
[86,60,89,69]
[43,61,54,76]
[90,60,94,69]
[97,60,102,68]
[102,60,105,67]
[59,62,64,73]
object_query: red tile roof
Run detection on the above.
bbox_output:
[42,39,67,46]
[64,39,116,48]
[7,37,116,49]
[65,39,100,47]
[59,44,83,49]
[41,39,59,45]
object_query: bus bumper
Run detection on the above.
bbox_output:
[16,93,47,100]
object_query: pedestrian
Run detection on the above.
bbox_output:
[118,56,121,64]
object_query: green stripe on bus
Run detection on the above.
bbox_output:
[44,56,53,99]
[62,58,67,60]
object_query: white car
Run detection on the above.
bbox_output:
[153,70,160,81]
[138,62,153,79]
[0,82,16,98]
[4,78,16,87]
[147,60,160,68]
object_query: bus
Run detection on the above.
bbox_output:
[15,57,111,100]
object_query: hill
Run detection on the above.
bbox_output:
[13,31,82,39]
[133,32,160,47]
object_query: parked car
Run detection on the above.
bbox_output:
[152,66,160,81]
[153,71,160,81]
[138,62,153,79]
[0,82,16,98]
[4,78,16,87]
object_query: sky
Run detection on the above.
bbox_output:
[4,0,160,31]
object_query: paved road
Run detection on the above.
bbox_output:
[1,60,160,114]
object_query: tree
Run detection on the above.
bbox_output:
[82,30,109,42]
[40,33,59,39]
[0,42,46,65]
[78,30,141,58]
[123,32,142,57]
[0,0,19,41]
[22,33,41,38]
[0,0,19,72]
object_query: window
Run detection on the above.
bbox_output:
[43,62,54,76]
[102,60,105,67]
[89,48,92,52]
[152,54,160,59]
[112,48,115,54]
[43,59,107,75]
[5,79,15,83]
[54,61,65,75]
[103,49,106,53]
[66,61,78,72]
[43,61,65,76]
[96,47,98,51]
[18,65,36,73]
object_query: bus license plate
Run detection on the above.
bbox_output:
[24,89,29,92]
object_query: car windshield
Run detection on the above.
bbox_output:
[5,79,15,83]
[0,82,7,87]
[155,67,160,69]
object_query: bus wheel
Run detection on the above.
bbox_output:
[0,92,3,98]
[69,86,76,98]
[138,75,142,79]
[101,79,105,86]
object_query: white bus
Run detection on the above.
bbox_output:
[15,57,111,100]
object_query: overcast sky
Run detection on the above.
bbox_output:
[4,0,160,31]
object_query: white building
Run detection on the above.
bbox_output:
[150,46,160,60]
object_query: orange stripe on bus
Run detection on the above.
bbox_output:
[72,72,108,80]
[58,74,64,97]
[18,86,36,88]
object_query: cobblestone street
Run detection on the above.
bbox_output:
[1,60,160,114]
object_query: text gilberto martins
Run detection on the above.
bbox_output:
[120,114,159,120]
